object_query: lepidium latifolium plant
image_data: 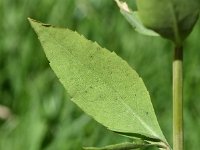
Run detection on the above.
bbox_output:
[29,0,199,150]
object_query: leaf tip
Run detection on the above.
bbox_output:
[115,0,130,12]
[28,18,53,33]
[28,17,39,26]
[28,18,42,33]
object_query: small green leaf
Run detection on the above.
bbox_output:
[115,0,159,36]
[83,142,163,150]
[28,18,168,146]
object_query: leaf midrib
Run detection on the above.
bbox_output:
[168,0,181,44]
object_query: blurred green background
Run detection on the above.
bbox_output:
[0,0,199,150]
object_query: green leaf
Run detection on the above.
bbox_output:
[136,0,200,45]
[83,142,165,150]
[28,18,168,145]
[115,0,159,36]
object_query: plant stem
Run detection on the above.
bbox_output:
[173,46,183,150]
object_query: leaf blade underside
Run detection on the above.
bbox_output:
[28,18,167,144]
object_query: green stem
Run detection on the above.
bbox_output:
[173,46,183,150]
